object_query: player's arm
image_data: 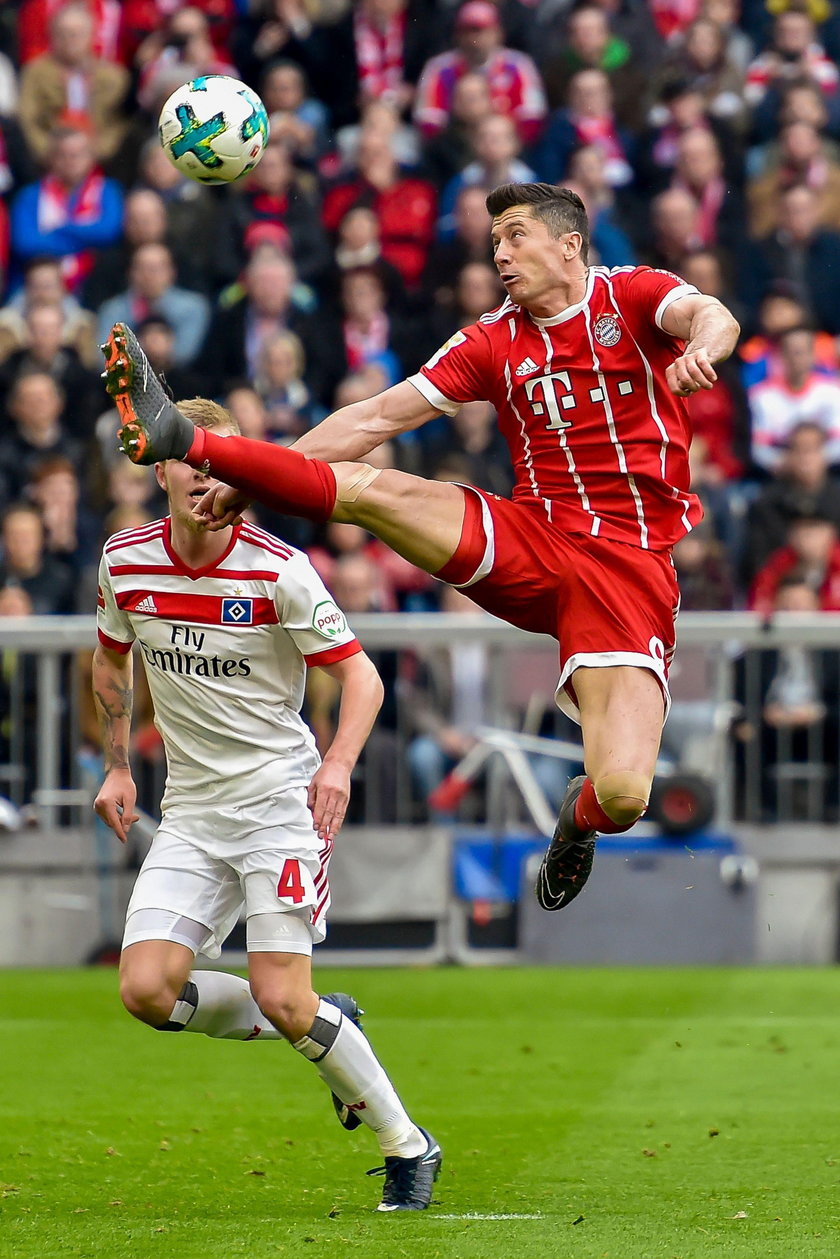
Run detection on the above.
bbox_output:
[659,293,741,397]
[306,650,384,841]
[293,379,442,462]
[91,643,139,844]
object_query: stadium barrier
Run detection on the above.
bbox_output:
[2,613,840,965]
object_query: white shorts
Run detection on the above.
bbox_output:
[123,787,332,959]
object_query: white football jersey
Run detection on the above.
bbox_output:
[97,517,362,815]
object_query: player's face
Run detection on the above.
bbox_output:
[491,207,583,314]
[156,451,227,535]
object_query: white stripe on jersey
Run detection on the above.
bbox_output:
[603,272,671,482]
[479,296,516,325]
[504,356,541,499]
[535,324,602,532]
[105,521,165,554]
[582,290,649,549]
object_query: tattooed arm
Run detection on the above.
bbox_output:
[92,644,139,844]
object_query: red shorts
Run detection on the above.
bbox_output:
[437,488,680,723]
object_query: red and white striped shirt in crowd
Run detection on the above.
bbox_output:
[413,47,547,144]
[408,265,704,551]
[96,517,361,815]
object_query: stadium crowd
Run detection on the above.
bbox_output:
[3,0,840,818]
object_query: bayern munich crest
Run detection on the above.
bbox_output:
[593,315,622,347]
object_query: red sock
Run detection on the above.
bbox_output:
[187,429,337,522]
[574,777,636,835]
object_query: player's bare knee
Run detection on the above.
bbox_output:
[251,986,313,1041]
[120,973,179,1027]
[594,771,652,826]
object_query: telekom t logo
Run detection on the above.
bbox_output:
[524,371,576,431]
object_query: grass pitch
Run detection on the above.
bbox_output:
[1,967,839,1258]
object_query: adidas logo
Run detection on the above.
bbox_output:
[135,594,157,614]
[515,357,539,377]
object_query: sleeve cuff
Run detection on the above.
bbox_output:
[304,639,363,667]
[655,284,700,330]
[407,372,461,417]
[97,629,133,654]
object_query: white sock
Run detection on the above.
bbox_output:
[293,999,426,1157]
[171,971,282,1040]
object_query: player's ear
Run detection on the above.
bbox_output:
[154,461,167,491]
[564,232,583,261]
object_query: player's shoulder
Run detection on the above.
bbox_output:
[593,264,687,292]
[102,517,167,563]
[477,294,518,329]
[234,520,301,568]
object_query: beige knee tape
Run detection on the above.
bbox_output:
[594,771,651,826]
[336,463,383,504]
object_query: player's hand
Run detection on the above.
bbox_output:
[307,760,351,841]
[666,347,717,397]
[191,483,251,531]
[94,769,139,844]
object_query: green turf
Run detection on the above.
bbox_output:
[1,967,839,1258]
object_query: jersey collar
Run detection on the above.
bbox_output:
[528,268,595,328]
[162,516,240,579]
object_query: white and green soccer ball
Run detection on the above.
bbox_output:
[158,75,270,185]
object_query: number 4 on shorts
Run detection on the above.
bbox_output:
[277,858,305,904]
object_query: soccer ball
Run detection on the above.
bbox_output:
[158,75,270,185]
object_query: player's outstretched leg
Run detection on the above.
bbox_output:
[534,775,596,911]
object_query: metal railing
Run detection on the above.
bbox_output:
[2,612,840,830]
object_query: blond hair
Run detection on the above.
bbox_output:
[176,396,241,435]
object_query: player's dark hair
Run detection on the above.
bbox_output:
[485,183,590,263]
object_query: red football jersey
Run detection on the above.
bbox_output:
[409,265,704,550]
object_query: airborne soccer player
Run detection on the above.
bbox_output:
[102,182,740,910]
[92,399,441,1212]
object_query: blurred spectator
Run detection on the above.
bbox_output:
[223,383,271,439]
[134,314,203,401]
[260,59,330,165]
[214,140,331,288]
[199,244,314,396]
[538,2,648,127]
[420,70,495,189]
[0,502,75,614]
[96,242,210,367]
[751,72,840,149]
[0,372,83,503]
[564,143,636,267]
[423,258,504,355]
[672,519,735,608]
[535,68,634,188]
[634,78,743,201]
[26,456,100,575]
[322,126,437,289]
[331,207,405,301]
[311,0,439,130]
[749,325,840,471]
[119,0,237,68]
[17,2,130,166]
[743,421,840,583]
[329,263,413,386]
[334,96,423,175]
[642,186,703,269]
[738,279,837,383]
[136,138,220,278]
[701,0,753,70]
[648,0,703,42]
[420,398,514,496]
[136,4,239,113]
[9,123,124,297]
[83,187,205,309]
[254,329,325,438]
[747,120,840,237]
[17,0,120,65]
[744,183,840,333]
[0,302,99,437]
[438,112,536,238]
[749,511,840,612]
[652,16,748,130]
[670,126,743,252]
[0,116,37,199]
[422,182,493,304]
[414,1,547,145]
[0,256,98,367]
[744,8,839,107]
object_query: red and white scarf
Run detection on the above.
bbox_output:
[354,8,407,102]
[37,170,106,290]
